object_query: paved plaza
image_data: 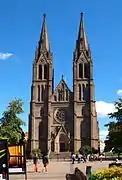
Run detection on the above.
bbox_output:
[9,160,113,180]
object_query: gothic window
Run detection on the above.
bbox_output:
[86,84,90,101]
[38,65,42,79]
[38,85,40,101]
[60,90,63,101]
[82,84,85,100]
[79,63,83,78]
[58,90,61,101]
[54,108,65,123]
[84,63,89,78]
[40,107,44,117]
[66,89,68,101]
[41,85,44,101]
[79,84,81,101]
[44,64,48,79]
[54,95,57,101]
[61,83,64,101]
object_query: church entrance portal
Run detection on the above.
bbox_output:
[59,134,68,152]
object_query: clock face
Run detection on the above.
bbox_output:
[54,108,65,123]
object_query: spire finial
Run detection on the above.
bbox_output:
[61,75,64,80]
[80,12,83,17]
[43,13,46,19]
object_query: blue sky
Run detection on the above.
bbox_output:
[0,0,122,140]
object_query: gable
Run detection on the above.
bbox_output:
[51,79,71,102]
[77,51,88,63]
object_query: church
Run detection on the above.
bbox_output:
[28,13,99,156]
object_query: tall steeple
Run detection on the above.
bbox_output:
[76,12,89,52]
[39,14,50,52]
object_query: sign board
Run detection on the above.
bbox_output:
[0,140,9,180]
[8,144,26,175]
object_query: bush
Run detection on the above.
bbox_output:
[89,167,122,180]
[31,148,42,159]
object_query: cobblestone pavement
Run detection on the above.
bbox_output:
[9,160,115,180]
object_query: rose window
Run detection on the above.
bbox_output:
[54,108,65,123]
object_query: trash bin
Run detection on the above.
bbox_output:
[86,165,92,176]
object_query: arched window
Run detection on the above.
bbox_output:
[79,84,81,101]
[82,84,85,100]
[79,63,83,78]
[60,90,63,101]
[38,65,42,79]
[61,83,65,101]
[66,89,68,101]
[84,63,89,78]
[86,84,90,101]
[58,90,61,101]
[44,64,48,79]
[41,85,44,101]
[38,85,40,101]
[40,107,44,117]
[54,95,57,101]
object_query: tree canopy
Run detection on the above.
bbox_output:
[0,98,25,145]
[104,98,122,158]
[79,145,98,155]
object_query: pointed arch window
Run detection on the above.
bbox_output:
[60,90,63,101]
[66,89,68,101]
[84,63,89,78]
[79,63,83,78]
[58,90,61,101]
[38,85,40,101]
[54,95,57,101]
[38,65,42,79]
[44,64,48,79]
[86,84,90,101]
[82,84,85,100]
[40,107,44,117]
[41,85,44,101]
[79,84,81,101]
[61,83,65,101]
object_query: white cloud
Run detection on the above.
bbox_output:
[117,89,122,96]
[99,130,108,143]
[99,130,108,138]
[96,101,115,118]
[0,53,13,60]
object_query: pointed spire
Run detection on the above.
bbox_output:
[77,12,89,51]
[39,13,50,52]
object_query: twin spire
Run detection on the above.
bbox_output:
[38,12,89,53]
[77,12,89,51]
[39,13,50,52]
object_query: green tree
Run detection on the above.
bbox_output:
[0,98,25,145]
[31,149,42,159]
[104,98,122,158]
[79,145,92,155]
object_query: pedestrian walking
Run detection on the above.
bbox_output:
[71,153,76,164]
[41,154,49,172]
[33,155,38,172]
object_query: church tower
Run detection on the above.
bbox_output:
[28,13,99,157]
[73,13,99,152]
[28,14,53,154]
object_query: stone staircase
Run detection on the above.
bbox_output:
[49,152,71,160]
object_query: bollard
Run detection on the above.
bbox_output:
[86,166,92,178]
